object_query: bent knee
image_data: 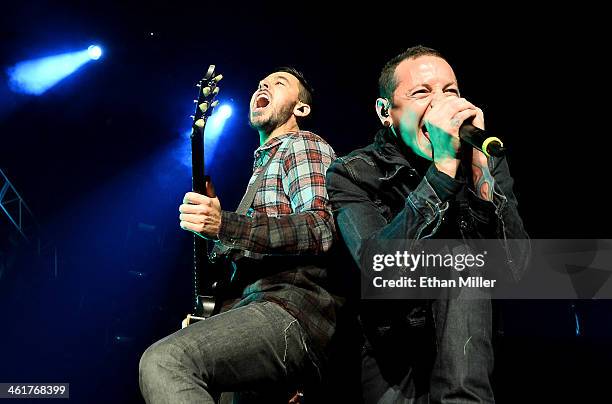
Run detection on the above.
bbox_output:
[139,340,194,382]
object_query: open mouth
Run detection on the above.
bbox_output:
[254,93,270,110]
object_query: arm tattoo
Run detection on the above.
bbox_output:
[472,163,495,201]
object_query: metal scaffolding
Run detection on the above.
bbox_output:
[0,168,36,241]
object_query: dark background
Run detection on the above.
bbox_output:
[0,2,609,402]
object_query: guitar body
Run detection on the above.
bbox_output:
[185,242,232,325]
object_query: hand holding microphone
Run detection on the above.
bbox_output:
[426,96,500,201]
[425,97,505,160]
[424,97,479,176]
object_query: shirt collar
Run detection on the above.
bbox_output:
[252,131,301,169]
[253,131,298,158]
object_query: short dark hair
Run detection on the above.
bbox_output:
[378,45,445,101]
[273,66,314,107]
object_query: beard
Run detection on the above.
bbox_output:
[248,100,296,134]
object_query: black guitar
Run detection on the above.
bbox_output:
[182,65,228,328]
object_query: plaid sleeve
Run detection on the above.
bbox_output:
[217,136,336,255]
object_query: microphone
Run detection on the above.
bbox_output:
[459,124,505,157]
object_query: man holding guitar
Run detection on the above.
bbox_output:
[139,67,341,403]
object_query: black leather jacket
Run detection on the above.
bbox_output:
[326,127,530,292]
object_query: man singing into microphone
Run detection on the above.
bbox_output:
[326,46,529,402]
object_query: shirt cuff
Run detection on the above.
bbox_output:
[217,210,244,247]
[425,164,463,202]
[466,188,498,221]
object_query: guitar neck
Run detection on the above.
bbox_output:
[190,126,208,314]
[191,126,206,194]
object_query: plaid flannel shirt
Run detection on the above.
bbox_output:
[215,130,340,357]
[217,131,335,257]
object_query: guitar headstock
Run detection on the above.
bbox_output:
[191,65,223,135]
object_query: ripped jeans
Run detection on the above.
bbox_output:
[139,301,319,404]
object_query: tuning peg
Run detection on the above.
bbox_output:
[205,65,215,80]
[202,86,211,97]
[189,115,195,119]
[199,102,209,113]
[193,99,198,103]
[194,118,205,128]
[196,83,202,88]
[213,74,223,83]
[211,100,219,108]
[213,87,219,95]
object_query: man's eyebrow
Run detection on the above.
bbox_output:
[274,75,290,83]
[404,81,459,93]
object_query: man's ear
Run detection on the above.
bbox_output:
[293,101,311,118]
[375,98,392,127]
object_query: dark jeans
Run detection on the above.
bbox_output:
[139,301,320,404]
[362,294,494,403]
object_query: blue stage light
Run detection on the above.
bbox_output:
[87,45,103,60]
[175,103,233,168]
[206,104,233,141]
[217,104,232,120]
[7,44,103,95]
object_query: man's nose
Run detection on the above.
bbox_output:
[258,82,269,91]
[429,94,442,110]
[429,91,452,109]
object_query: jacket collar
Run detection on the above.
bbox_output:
[373,127,430,180]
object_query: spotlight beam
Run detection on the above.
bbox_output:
[7,44,103,95]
